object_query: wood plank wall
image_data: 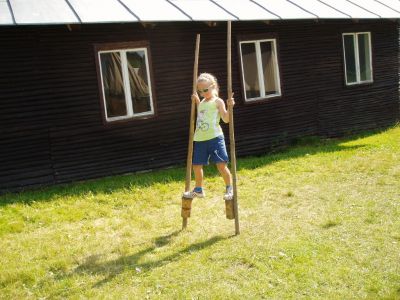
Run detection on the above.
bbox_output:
[0,20,398,193]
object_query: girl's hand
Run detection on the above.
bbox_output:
[227,92,235,107]
[191,93,200,105]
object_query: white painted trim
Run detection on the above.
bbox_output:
[241,38,277,44]
[238,40,246,100]
[354,34,361,82]
[272,39,282,97]
[142,47,155,115]
[121,50,134,118]
[98,51,109,118]
[342,33,352,85]
[99,47,147,53]
[255,41,265,97]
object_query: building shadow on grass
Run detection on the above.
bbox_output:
[0,125,394,206]
[67,230,228,288]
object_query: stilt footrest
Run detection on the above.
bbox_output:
[181,197,193,218]
[225,199,235,220]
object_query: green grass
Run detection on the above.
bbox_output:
[1,124,399,299]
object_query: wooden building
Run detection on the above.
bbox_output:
[0,0,399,193]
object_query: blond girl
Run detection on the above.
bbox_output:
[183,73,235,200]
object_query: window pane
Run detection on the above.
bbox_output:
[343,35,357,84]
[126,50,151,114]
[358,34,372,81]
[100,52,127,118]
[260,41,278,95]
[241,43,260,99]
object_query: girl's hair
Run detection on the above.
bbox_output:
[197,72,219,97]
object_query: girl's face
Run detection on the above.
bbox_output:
[197,81,214,99]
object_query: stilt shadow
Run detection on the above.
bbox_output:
[68,230,228,288]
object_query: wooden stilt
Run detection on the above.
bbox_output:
[227,21,240,235]
[182,34,200,229]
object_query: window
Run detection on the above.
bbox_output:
[239,39,281,101]
[97,43,155,122]
[342,32,373,85]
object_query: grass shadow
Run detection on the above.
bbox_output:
[63,230,228,288]
[0,124,397,206]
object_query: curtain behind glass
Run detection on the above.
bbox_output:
[260,41,278,95]
[241,43,260,99]
[100,52,127,118]
[127,51,151,113]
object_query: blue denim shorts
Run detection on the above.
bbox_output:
[193,135,229,165]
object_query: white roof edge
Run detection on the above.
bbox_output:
[1,0,399,26]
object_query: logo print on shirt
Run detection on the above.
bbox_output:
[197,110,209,131]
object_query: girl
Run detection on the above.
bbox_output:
[183,73,235,201]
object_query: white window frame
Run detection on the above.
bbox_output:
[342,32,373,86]
[98,47,155,122]
[239,38,281,102]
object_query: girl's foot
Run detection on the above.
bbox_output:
[183,187,205,199]
[223,185,233,201]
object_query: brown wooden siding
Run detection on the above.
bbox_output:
[0,20,398,192]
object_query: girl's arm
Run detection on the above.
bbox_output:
[191,93,201,106]
[216,93,235,123]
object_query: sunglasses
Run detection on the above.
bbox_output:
[197,84,214,94]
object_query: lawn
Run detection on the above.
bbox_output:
[0,125,399,299]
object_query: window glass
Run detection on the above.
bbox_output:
[343,35,357,84]
[127,50,151,114]
[241,42,261,99]
[358,33,372,82]
[260,41,278,95]
[100,52,127,118]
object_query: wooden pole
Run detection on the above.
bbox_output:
[227,21,240,235]
[182,34,200,229]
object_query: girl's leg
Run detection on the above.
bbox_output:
[217,162,234,200]
[183,164,205,199]
[193,164,204,188]
[216,162,232,186]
